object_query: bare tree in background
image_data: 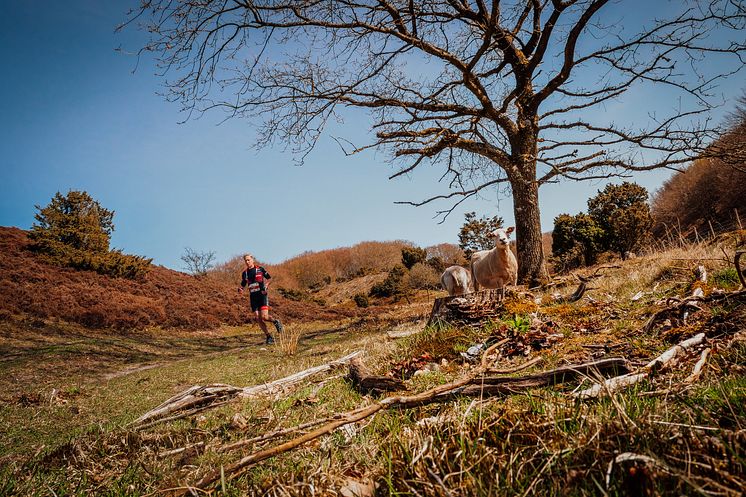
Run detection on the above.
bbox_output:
[181,247,216,277]
[124,1,745,285]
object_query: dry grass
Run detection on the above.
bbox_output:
[2,240,745,496]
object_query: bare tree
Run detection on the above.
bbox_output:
[124,1,746,285]
[181,247,216,277]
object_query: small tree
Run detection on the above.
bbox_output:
[181,247,216,277]
[401,246,427,270]
[29,190,151,279]
[552,213,605,271]
[458,212,504,259]
[588,182,652,259]
[30,190,114,255]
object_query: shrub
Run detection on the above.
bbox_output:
[29,191,152,279]
[353,293,369,308]
[180,247,216,277]
[370,264,410,300]
[551,213,604,270]
[401,246,427,269]
[407,262,441,290]
[588,182,652,259]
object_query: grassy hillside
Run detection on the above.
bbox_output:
[1,237,744,496]
[0,227,356,330]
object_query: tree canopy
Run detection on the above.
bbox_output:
[458,211,504,259]
[126,0,746,285]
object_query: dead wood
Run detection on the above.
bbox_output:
[445,357,629,398]
[574,333,706,399]
[131,351,362,429]
[684,347,712,384]
[428,289,509,327]
[347,357,406,394]
[736,251,746,288]
[178,357,626,494]
[555,281,592,304]
[387,329,421,339]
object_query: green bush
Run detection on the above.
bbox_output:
[353,293,369,308]
[29,190,151,279]
[458,212,504,259]
[401,246,427,269]
[370,264,410,300]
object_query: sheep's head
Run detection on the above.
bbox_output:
[493,227,515,246]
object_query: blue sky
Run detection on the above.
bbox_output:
[0,1,742,270]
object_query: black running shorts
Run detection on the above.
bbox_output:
[250,292,269,312]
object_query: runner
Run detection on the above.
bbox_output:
[239,254,284,344]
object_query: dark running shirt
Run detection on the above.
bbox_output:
[241,266,271,294]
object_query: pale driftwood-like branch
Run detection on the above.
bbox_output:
[178,357,624,494]
[132,351,362,429]
[239,351,363,398]
[386,329,421,339]
[574,333,706,399]
[684,347,712,384]
[645,333,706,372]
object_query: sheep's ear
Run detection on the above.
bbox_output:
[506,226,515,235]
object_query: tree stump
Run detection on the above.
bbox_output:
[427,289,511,327]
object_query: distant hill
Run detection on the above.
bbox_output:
[0,227,355,330]
[651,118,746,240]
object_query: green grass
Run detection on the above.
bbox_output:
[3,246,746,495]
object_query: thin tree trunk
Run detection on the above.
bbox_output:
[512,177,548,286]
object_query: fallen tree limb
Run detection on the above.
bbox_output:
[387,329,421,339]
[574,333,706,399]
[177,357,625,494]
[131,351,362,429]
[443,357,629,399]
[684,347,711,384]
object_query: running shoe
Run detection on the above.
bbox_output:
[273,319,284,334]
[265,335,275,345]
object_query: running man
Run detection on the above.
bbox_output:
[239,254,284,345]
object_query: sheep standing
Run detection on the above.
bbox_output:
[440,265,472,296]
[470,227,518,298]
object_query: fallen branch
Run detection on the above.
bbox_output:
[177,357,625,494]
[684,347,711,384]
[131,351,362,429]
[386,329,421,339]
[574,333,706,399]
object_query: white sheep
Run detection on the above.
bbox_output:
[440,265,472,296]
[470,227,518,298]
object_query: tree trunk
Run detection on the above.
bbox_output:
[512,178,548,287]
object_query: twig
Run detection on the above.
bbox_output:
[651,420,719,431]
[684,347,711,384]
[486,355,542,374]
[480,338,510,369]
[158,442,205,458]
[735,251,746,288]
